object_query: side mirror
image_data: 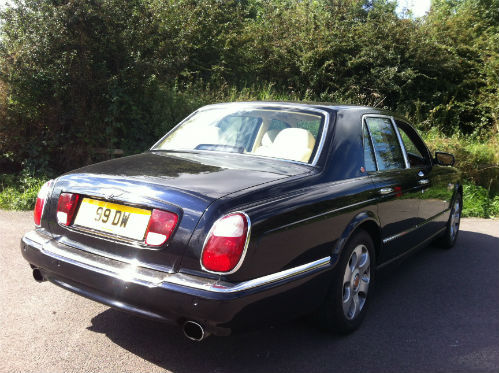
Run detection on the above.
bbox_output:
[435,151,455,166]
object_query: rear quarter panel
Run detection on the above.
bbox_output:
[181,174,379,283]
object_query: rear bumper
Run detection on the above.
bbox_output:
[21,230,331,336]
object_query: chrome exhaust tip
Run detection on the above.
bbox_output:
[32,268,46,283]
[183,321,209,341]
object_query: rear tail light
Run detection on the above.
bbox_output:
[201,212,250,274]
[34,180,54,226]
[145,209,178,246]
[57,193,80,226]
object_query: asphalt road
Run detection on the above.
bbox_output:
[1,210,498,373]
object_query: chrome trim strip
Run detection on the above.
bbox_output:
[310,109,330,166]
[46,242,163,288]
[391,117,411,169]
[58,236,174,273]
[63,224,147,249]
[378,226,446,270]
[199,256,331,293]
[363,119,379,171]
[382,208,450,244]
[23,230,331,294]
[24,230,50,248]
[383,231,407,244]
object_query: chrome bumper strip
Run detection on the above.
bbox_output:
[23,230,331,294]
[58,235,174,274]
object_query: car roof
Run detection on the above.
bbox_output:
[199,101,403,120]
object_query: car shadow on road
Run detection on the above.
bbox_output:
[87,229,499,373]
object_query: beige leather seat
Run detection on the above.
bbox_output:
[255,128,316,163]
[254,129,280,155]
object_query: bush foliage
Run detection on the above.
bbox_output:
[1,0,498,171]
[0,169,48,210]
[0,0,498,214]
[462,182,499,218]
[422,128,499,194]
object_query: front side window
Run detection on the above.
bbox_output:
[154,107,325,164]
[365,117,405,171]
[396,121,430,168]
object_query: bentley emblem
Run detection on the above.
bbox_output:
[101,189,124,200]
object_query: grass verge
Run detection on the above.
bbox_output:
[462,182,499,218]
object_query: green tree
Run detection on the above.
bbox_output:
[0,0,497,175]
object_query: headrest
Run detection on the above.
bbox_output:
[271,128,316,162]
[273,128,315,150]
[261,129,280,147]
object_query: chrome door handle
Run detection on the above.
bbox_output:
[418,171,425,177]
[418,179,430,185]
[379,187,393,195]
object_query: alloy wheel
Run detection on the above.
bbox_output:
[342,244,370,320]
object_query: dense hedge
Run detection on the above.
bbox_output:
[0,1,498,189]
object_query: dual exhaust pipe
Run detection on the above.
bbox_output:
[31,268,208,341]
[32,268,46,283]
[183,320,209,341]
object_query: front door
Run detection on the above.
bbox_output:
[396,121,455,237]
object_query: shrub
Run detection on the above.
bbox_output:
[462,182,499,218]
[421,128,499,195]
[0,169,49,210]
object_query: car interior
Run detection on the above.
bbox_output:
[211,110,321,163]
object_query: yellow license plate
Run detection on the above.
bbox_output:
[73,198,151,241]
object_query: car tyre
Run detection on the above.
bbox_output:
[318,230,375,334]
[438,192,462,249]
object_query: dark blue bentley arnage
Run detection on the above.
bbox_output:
[21,102,462,340]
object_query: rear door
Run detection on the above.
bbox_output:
[363,115,424,262]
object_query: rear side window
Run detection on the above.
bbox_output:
[365,117,405,171]
[363,124,377,172]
